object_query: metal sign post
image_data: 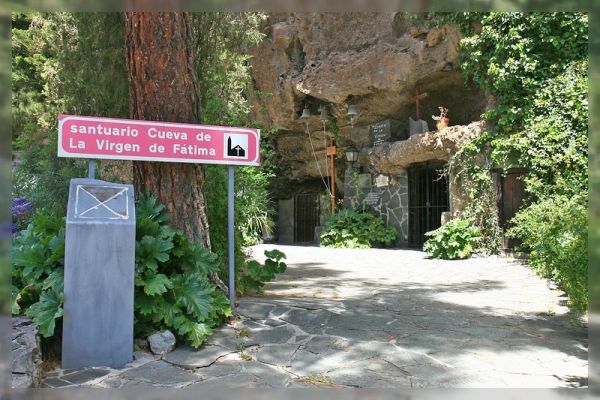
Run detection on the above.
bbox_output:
[88,159,95,179]
[228,166,235,311]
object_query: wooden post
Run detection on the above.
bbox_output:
[315,140,337,214]
[329,138,335,214]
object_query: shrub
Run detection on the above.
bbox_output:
[507,193,587,313]
[423,218,480,260]
[319,209,397,249]
[238,249,287,294]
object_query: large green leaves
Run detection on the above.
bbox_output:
[319,209,397,249]
[26,288,63,338]
[423,219,481,260]
[136,273,174,296]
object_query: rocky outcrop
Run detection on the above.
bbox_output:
[12,316,42,388]
[368,121,485,174]
[248,13,487,190]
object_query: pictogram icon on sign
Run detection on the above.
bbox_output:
[224,133,248,158]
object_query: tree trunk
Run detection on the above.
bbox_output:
[125,12,227,294]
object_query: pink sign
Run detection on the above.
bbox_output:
[58,114,260,166]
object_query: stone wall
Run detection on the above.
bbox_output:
[12,316,42,388]
[344,168,409,247]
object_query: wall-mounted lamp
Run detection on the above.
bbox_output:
[345,145,359,164]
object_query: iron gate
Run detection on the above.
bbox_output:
[408,166,449,247]
[294,193,320,243]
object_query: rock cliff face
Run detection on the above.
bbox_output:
[248,13,487,196]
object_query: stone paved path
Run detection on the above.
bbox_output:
[41,245,587,388]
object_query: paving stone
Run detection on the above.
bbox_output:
[243,324,297,346]
[195,359,243,380]
[243,361,292,387]
[264,318,288,327]
[282,308,332,333]
[302,335,345,354]
[190,373,259,388]
[133,350,155,363]
[204,326,238,349]
[61,368,111,384]
[163,345,235,368]
[255,344,300,366]
[235,302,274,319]
[41,377,74,388]
[327,366,412,388]
[119,361,200,385]
[294,334,310,343]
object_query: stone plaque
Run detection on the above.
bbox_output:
[370,120,391,146]
[375,174,389,188]
[363,191,382,207]
[409,117,429,136]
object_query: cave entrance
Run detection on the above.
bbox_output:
[294,193,320,243]
[408,163,449,247]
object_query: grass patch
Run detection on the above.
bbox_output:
[299,374,335,385]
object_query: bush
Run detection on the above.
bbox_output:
[238,249,287,294]
[423,218,480,260]
[507,193,587,314]
[319,209,397,249]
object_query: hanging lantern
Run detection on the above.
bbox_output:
[345,145,359,163]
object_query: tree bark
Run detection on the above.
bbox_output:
[125,12,227,294]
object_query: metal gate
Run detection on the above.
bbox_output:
[294,193,320,243]
[408,166,449,247]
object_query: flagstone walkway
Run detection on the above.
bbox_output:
[41,245,587,389]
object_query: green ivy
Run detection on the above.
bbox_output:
[423,218,480,260]
[319,209,397,249]
[427,13,588,313]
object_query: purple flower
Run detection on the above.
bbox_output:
[11,197,33,219]
[11,197,33,235]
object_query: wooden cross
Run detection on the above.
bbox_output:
[410,86,429,120]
